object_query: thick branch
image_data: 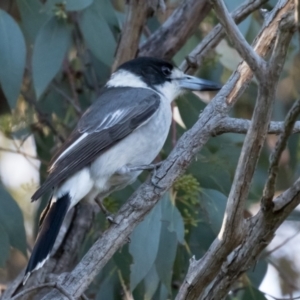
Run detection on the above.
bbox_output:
[112,0,162,71]
[176,1,295,299]
[4,204,95,300]
[210,0,266,80]
[139,0,211,60]
[180,0,268,74]
[40,2,294,299]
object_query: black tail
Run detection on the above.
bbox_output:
[23,193,71,285]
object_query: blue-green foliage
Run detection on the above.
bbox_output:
[0,0,294,299]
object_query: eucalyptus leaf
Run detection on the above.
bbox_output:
[0,224,10,267]
[0,184,27,256]
[79,2,116,66]
[224,0,251,36]
[129,201,162,291]
[241,286,267,300]
[201,188,227,234]
[155,223,178,291]
[144,264,160,300]
[287,209,300,221]
[32,17,71,98]
[93,0,119,29]
[95,267,119,300]
[16,0,49,42]
[66,0,94,11]
[0,9,26,109]
[159,283,169,300]
[247,258,268,288]
[44,0,93,12]
[161,193,185,244]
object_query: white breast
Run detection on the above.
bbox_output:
[89,97,172,192]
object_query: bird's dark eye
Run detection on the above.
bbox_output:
[161,66,172,76]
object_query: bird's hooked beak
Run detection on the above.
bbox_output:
[178,74,222,91]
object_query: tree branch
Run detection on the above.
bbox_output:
[176,1,295,299]
[180,0,268,74]
[210,0,267,80]
[39,2,295,299]
[139,0,212,60]
[215,118,300,135]
[262,100,300,209]
[22,94,65,143]
[112,0,163,71]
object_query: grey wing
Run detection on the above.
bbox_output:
[32,87,160,200]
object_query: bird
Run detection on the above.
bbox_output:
[23,56,221,284]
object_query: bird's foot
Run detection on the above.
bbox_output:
[118,162,163,188]
[94,197,117,224]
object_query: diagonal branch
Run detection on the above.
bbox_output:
[180,0,268,74]
[112,0,163,71]
[210,0,267,80]
[176,1,295,299]
[39,2,294,299]
[139,0,212,60]
[262,100,300,209]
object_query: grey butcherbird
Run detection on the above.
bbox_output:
[23,57,221,284]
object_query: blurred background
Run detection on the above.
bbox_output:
[0,0,299,299]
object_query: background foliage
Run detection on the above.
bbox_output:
[0,0,299,299]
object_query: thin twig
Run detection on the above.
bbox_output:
[51,82,82,116]
[216,118,300,135]
[264,293,300,300]
[210,0,266,80]
[180,0,268,74]
[63,61,81,114]
[0,147,47,165]
[262,100,300,209]
[81,293,90,300]
[267,258,299,292]
[273,177,300,211]
[22,93,65,143]
[171,103,177,148]
[264,228,300,257]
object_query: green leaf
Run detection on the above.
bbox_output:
[0,224,10,267]
[224,0,251,36]
[66,0,94,11]
[241,286,267,300]
[247,258,268,288]
[32,17,71,98]
[91,0,119,29]
[95,266,119,300]
[0,185,27,256]
[201,189,227,234]
[79,2,116,66]
[0,9,26,109]
[144,265,160,300]
[155,222,177,291]
[159,283,169,300]
[161,193,185,244]
[44,0,93,12]
[287,209,300,221]
[129,201,162,291]
[16,0,49,42]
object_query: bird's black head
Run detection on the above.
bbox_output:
[117,57,174,87]
[107,57,221,102]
